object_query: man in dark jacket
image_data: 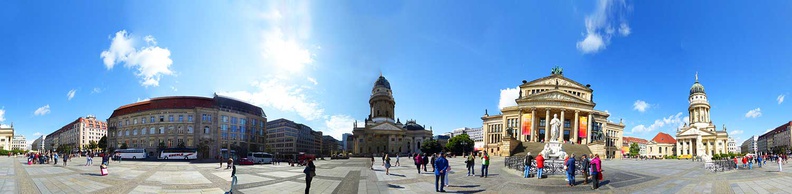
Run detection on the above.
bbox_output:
[523,153,534,178]
[581,154,590,184]
[565,154,576,187]
[430,154,437,172]
[422,154,429,172]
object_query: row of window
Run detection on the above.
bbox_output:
[115,126,196,137]
[120,138,192,148]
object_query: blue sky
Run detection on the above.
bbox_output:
[0,1,790,146]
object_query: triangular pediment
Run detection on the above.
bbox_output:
[677,127,715,136]
[522,75,591,91]
[371,122,403,131]
[522,90,592,104]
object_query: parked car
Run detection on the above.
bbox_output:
[238,158,256,165]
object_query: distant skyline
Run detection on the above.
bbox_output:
[1,1,791,148]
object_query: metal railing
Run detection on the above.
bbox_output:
[704,159,736,172]
[505,156,587,175]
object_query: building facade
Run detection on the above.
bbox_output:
[757,121,792,154]
[321,135,340,156]
[0,124,13,150]
[646,132,676,158]
[622,136,649,157]
[741,136,758,155]
[351,75,434,155]
[266,118,322,155]
[481,68,624,157]
[45,115,107,153]
[675,74,729,157]
[31,136,44,151]
[447,127,484,151]
[342,133,352,152]
[11,135,26,150]
[727,138,739,154]
[107,95,267,159]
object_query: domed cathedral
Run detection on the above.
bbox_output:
[350,75,433,156]
[481,67,625,158]
[675,73,729,157]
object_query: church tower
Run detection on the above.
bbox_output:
[688,72,711,125]
[370,75,395,122]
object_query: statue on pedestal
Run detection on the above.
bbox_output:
[549,114,561,142]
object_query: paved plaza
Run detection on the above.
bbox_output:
[1,156,792,193]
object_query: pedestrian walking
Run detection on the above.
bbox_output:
[422,153,429,172]
[304,158,316,194]
[444,163,451,187]
[758,156,763,168]
[381,152,386,166]
[536,153,545,179]
[226,164,238,194]
[395,155,400,166]
[523,152,533,178]
[434,153,449,192]
[749,156,753,170]
[53,153,58,165]
[385,154,392,175]
[414,153,423,174]
[466,152,475,176]
[565,154,576,187]
[590,154,602,190]
[733,157,739,169]
[742,157,747,168]
[102,152,110,166]
[563,155,570,182]
[370,155,375,170]
[63,154,69,166]
[581,154,590,184]
[227,158,234,169]
[779,156,783,172]
[431,154,437,172]
[480,151,490,178]
[219,156,224,168]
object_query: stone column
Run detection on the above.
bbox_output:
[519,109,524,142]
[544,108,551,142]
[676,141,681,156]
[573,110,580,144]
[586,113,592,144]
[531,108,537,142]
[560,109,566,142]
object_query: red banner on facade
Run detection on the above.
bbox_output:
[578,116,588,137]
[521,114,532,135]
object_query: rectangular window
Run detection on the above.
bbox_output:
[169,115,174,122]
[160,116,165,122]
[564,120,571,128]
[133,119,138,125]
[240,119,246,126]
[222,133,228,140]
[222,125,228,131]
[150,127,155,134]
[188,126,194,134]
[150,116,155,123]
[231,125,238,133]
[159,127,165,134]
[540,119,546,127]
[125,120,129,126]
[141,117,146,124]
[179,115,184,122]
[222,116,229,123]
[231,117,238,124]
[188,115,193,122]
[204,127,209,134]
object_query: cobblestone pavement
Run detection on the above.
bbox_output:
[2,156,792,193]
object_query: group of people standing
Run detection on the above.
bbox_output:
[522,152,603,190]
[734,154,787,172]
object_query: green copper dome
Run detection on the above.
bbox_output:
[690,81,705,95]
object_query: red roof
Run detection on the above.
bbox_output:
[109,96,214,118]
[623,136,649,145]
[651,132,677,144]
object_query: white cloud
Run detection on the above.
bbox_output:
[498,87,520,110]
[32,132,42,137]
[0,107,5,122]
[259,1,314,74]
[34,105,50,116]
[619,22,631,36]
[307,77,318,85]
[576,0,632,54]
[745,108,762,118]
[630,112,687,133]
[91,87,102,94]
[170,86,178,92]
[67,89,76,100]
[323,115,356,140]
[633,100,649,112]
[220,78,324,121]
[100,30,175,87]
[729,130,744,136]
[778,95,785,104]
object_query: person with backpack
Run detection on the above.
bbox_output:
[523,152,533,178]
[466,152,475,176]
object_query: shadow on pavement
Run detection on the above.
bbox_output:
[389,173,406,177]
[80,172,104,177]
[455,185,480,188]
[448,189,486,193]
[599,180,610,187]
[387,184,404,189]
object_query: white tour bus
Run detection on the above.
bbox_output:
[246,152,274,164]
[160,148,198,160]
[114,148,148,159]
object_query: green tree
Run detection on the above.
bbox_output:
[177,141,186,149]
[120,142,128,149]
[97,136,107,152]
[89,140,98,151]
[158,141,166,152]
[446,134,475,155]
[629,143,640,157]
[420,139,442,154]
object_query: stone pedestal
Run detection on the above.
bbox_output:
[587,142,606,158]
[541,141,567,160]
[501,136,521,156]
